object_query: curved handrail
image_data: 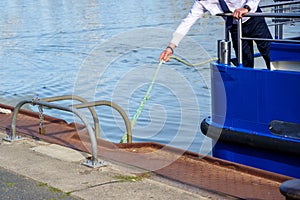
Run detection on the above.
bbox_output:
[41,95,100,138]
[217,12,300,18]
[72,100,132,143]
[216,11,300,66]
[260,0,300,8]
[9,99,100,167]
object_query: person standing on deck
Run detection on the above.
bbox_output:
[159,0,272,69]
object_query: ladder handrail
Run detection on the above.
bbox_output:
[9,99,100,167]
[72,100,132,144]
[41,95,132,143]
[41,95,100,138]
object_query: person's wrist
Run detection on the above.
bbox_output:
[166,46,174,54]
[243,5,251,12]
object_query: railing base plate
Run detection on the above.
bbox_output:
[82,159,106,168]
[3,135,23,142]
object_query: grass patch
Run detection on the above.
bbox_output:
[48,186,63,193]
[38,183,62,193]
[113,173,150,182]
[37,182,71,197]
[6,182,15,187]
[38,183,48,187]
[65,191,72,196]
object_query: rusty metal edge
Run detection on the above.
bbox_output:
[0,103,292,200]
[0,103,291,183]
[116,142,291,183]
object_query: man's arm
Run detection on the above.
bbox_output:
[159,1,206,62]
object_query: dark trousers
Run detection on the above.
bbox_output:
[230,16,272,69]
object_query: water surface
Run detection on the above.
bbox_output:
[1,0,297,154]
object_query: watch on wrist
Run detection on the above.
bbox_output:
[166,46,174,54]
[243,5,251,12]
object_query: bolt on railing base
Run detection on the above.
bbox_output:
[3,135,23,142]
[82,159,106,168]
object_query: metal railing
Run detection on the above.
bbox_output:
[5,99,102,168]
[41,95,132,143]
[71,100,132,143]
[217,10,300,67]
[41,95,100,138]
[5,95,132,168]
[261,0,300,39]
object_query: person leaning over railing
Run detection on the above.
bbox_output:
[159,0,272,69]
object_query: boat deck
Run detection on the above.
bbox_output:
[0,103,291,200]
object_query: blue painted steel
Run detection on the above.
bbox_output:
[207,53,300,177]
[210,63,300,135]
[270,42,300,62]
[213,141,300,178]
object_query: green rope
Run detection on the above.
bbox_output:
[120,56,216,143]
[170,55,217,67]
[120,60,164,143]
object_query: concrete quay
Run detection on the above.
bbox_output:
[0,131,228,200]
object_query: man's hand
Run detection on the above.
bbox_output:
[159,45,175,62]
[159,48,173,62]
[233,8,249,19]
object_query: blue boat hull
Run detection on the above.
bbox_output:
[201,118,300,178]
[201,62,300,178]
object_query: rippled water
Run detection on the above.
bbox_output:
[0,0,296,154]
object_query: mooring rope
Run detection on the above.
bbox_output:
[120,60,164,143]
[120,56,217,143]
[120,52,265,143]
[170,55,217,67]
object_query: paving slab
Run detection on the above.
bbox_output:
[0,131,225,200]
[0,166,78,200]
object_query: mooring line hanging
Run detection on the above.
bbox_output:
[119,56,217,143]
[118,52,265,143]
[120,60,164,143]
[170,51,262,67]
[170,55,217,67]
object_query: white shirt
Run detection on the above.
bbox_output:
[171,0,261,46]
